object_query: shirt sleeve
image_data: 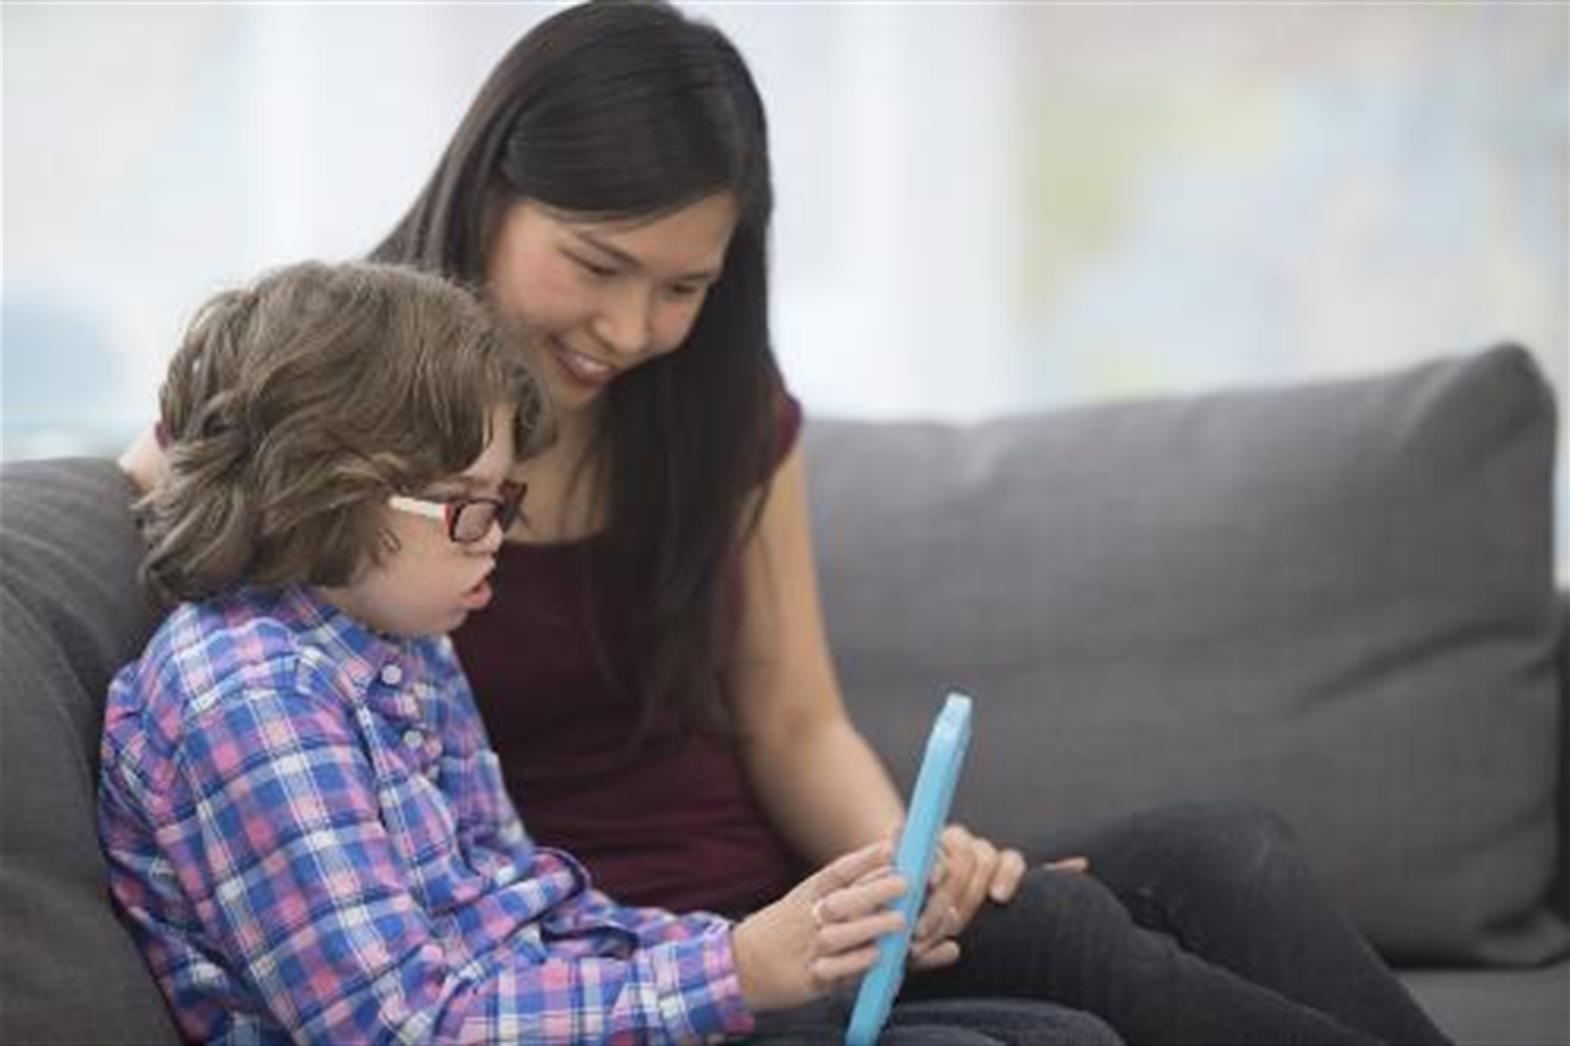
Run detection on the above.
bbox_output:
[562,881,738,951]
[171,676,754,1044]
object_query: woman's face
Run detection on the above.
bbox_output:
[485,192,738,420]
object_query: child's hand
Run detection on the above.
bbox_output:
[731,840,906,1013]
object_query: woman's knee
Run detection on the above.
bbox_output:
[1128,800,1308,891]
[1003,864,1137,936]
[940,865,1140,993]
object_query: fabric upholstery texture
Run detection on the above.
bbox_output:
[1401,965,1570,1046]
[0,459,177,1044]
[805,345,1566,965]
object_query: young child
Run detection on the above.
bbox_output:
[97,261,909,1043]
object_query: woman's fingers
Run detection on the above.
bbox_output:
[808,828,1044,981]
[939,825,978,890]
[988,847,1029,903]
[907,937,961,970]
[915,826,974,942]
[954,834,998,926]
[1045,855,1090,874]
[913,886,957,944]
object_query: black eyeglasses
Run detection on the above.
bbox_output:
[387,480,527,544]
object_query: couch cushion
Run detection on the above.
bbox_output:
[0,458,177,1043]
[1400,962,1570,1046]
[1556,592,1570,921]
[805,345,1566,965]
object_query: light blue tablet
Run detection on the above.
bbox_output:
[845,692,973,1046]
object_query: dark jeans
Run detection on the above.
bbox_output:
[900,801,1454,1046]
[751,996,1121,1045]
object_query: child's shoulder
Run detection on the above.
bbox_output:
[155,585,305,659]
[103,588,328,774]
[115,588,325,720]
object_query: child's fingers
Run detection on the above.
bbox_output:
[809,943,882,986]
[815,839,894,891]
[819,871,905,924]
[816,908,905,956]
[850,862,898,888]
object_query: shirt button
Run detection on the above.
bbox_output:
[380,663,404,687]
[402,729,424,750]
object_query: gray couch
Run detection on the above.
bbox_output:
[2,344,1565,1043]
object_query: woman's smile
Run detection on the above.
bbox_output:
[548,336,619,388]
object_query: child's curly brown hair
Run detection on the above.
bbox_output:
[139,260,550,605]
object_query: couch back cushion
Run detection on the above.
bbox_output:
[0,459,178,1043]
[805,345,1566,965]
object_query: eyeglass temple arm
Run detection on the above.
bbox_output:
[387,495,449,522]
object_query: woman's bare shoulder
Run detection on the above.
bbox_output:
[117,425,165,495]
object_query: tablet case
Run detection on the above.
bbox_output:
[845,692,973,1046]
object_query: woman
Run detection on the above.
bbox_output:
[122,3,1450,1043]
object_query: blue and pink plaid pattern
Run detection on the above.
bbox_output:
[99,586,754,1043]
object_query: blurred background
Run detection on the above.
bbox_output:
[3,2,1566,565]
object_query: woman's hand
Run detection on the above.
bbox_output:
[731,840,908,1013]
[908,824,1023,962]
[908,824,1090,962]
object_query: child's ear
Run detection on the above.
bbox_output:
[379,527,403,556]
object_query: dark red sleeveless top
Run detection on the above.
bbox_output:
[454,398,804,918]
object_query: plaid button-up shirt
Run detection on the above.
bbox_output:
[99,586,754,1044]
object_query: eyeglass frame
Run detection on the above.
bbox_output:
[386,480,527,545]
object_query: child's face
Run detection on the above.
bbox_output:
[320,405,518,638]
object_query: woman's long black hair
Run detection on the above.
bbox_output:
[372,0,780,733]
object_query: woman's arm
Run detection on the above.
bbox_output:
[118,425,165,494]
[728,443,1033,947]
[727,444,906,861]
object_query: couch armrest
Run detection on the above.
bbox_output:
[0,458,178,1043]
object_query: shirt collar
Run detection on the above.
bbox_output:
[266,585,416,694]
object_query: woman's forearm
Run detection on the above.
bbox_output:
[743,716,905,868]
[730,446,906,867]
